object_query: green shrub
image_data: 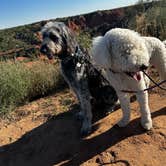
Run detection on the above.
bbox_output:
[0,61,64,115]
[0,62,31,113]
[76,31,92,50]
[27,61,64,99]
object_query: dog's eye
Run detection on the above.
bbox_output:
[43,33,48,38]
[55,28,60,33]
[49,33,58,42]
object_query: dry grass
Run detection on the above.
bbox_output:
[0,60,65,115]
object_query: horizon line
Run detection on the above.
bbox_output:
[0,3,138,30]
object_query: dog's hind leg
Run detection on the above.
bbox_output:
[116,92,131,127]
[136,91,152,130]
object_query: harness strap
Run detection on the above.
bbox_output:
[121,80,166,93]
[98,68,166,93]
[142,70,166,91]
[60,46,166,93]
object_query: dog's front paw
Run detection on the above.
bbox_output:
[117,118,129,127]
[81,118,92,137]
[141,117,152,130]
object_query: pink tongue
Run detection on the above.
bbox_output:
[133,72,141,81]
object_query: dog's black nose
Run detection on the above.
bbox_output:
[140,64,148,70]
[40,45,48,54]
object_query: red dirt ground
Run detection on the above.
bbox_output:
[0,89,165,166]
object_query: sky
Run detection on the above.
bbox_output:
[0,0,138,29]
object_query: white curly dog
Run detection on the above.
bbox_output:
[91,28,166,130]
[163,40,166,47]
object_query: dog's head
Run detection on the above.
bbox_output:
[40,22,77,60]
[91,28,150,81]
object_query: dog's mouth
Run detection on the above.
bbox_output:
[46,53,54,60]
[125,71,141,81]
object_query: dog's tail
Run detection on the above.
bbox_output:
[144,37,166,80]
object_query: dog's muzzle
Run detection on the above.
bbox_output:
[40,44,48,54]
[125,65,148,81]
[40,45,54,60]
[140,64,148,71]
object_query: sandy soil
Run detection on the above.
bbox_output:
[0,89,165,166]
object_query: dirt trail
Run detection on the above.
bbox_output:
[0,90,165,166]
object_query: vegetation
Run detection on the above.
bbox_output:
[76,31,92,50]
[0,61,64,115]
[133,0,166,39]
[0,23,42,59]
[0,1,165,59]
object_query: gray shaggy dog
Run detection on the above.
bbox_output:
[40,21,118,136]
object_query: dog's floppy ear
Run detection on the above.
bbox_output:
[59,23,78,54]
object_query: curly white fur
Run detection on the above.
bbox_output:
[91,28,166,130]
[143,37,166,80]
[163,40,166,47]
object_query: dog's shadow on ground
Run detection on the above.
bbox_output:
[0,105,165,166]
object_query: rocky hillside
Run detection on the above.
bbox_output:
[0,0,165,58]
[65,0,166,37]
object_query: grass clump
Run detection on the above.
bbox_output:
[27,61,65,99]
[0,62,30,113]
[76,31,92,50]
[0,61,64,115]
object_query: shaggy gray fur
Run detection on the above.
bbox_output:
[40,22,118,136]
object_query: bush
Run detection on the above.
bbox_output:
[27,61,65,99]
[0,61,64,115]
[0,62,30,113]
[76,31,92,50]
